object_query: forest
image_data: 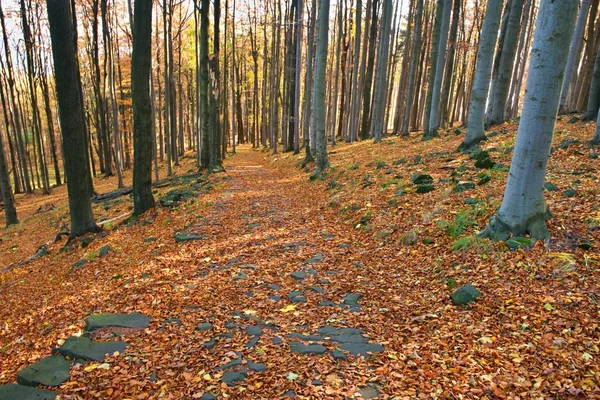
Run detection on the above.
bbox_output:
[0,0,599,398]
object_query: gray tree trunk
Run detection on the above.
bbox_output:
[422,0,444,137]
[488,0,525,126]
[371,0,393,143]
[0,124,18,226]
[481,0,577,242]
[559,0,590,114]
[593,105,600,144]
[47,0,99,237]
[132,0,155,215]
[460,0,503,150]
[313,0,330,174]
[302,0,317,162]
[584,39,600,121]
[294,0,303,153]
[348,0,362,142]
[400,0,423,136]
[425,0,452,137]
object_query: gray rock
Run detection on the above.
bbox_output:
[174,232,206,242]
[454,181,476,193]
[304,253,324,264]
[85,312,150,331]
[410,174,433,185]
[98,245,111,257]
[286,332,323,341]
[196,322,213,331]
[265,284,281,290]
[219,354,243,370]
[562,188,577,198]
[309,286,324,294]
[291,296,307,303]
[246,336,260,348]
[317,301,337,307]
[289,342,327,355]
[330,334,367,344]
[544,182,558,191]
[248,361,267,372]
[222,371,247,386]
[203,338,217,349]
[58,336,127,361]
[287,290,303,299]
[232,272,248,281]
[271,337,283,345]
[338,343,384,358]
[199,393,216,400]
[269,295,282,301]
[0,384,57,400]
[342,293,361,305]
[281,390,296,398]
[17,356,70,387]
[312,379,323,386]
[290,271,307,280]
[332,349,347,360]
[451,284,482,306]
[246,326,262,336]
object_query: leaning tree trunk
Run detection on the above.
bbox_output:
[480,0,577,243]
[46,0,99,237]
[313,0,330,174]
[460,0,503,151]
[371,0,394,143]
[487,0,525,126]
[132,0,155,215]
[559,0,591,114]
[425,0,452,138]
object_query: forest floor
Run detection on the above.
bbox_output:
[1,118,599,399]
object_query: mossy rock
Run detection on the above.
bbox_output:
[415,184,435,194]
[454,181,475,193]
[544,182,558,192]
[410,174,433,185]
[85,312,150,332]
[474,151,494,169]
[562,188,577,198]
[451,284,482,306]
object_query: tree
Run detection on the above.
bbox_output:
[422,0,444,138]
[312,0,330,174]
[47,0,99,237]
[425,0,452,138]
[487,0,525,126]
[370,0,393,143]
[480,0,577,243]
[460,0,503,151]
[0,122,18,226]
[398,0,423,137]
[132,0,156,215]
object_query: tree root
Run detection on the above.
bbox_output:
[479,212,550,244]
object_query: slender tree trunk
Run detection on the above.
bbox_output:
[0,123,18,226]
[560,0,591,114]
[488,0,525,126]
[371,0,393,143]
[199,0,210,168]
[425,0,452,138]
[400,0,423,136]
[348,0,362,142]
[460,0,503,150]
[359,0,379,140]
[302,0,316,160]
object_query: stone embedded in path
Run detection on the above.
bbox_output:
[174,232,206,242]
[410,174,433,185]
[246,326,262,336]
[265,284,281,290]
[304,253,324,264]
[0,384,57,400]
[199,393,217,400]
[17,355,70,387]
[358,387,380,399]
[342,293,361,306]
[289,342,327,355]
[290,271,307,280]
[196,322,213,331]
[287,290,303,299]
[248,361,267,372]
[454,181,476,193]
[451,284,482,306]
[232,272,248,281]
[332,349,348,361]
[57,336,128,362]
[218,353,243,370]
[85,312,150,331]
[221,371,247,386]
[291,296,307,303]
[338,343,384,358]
[98,245,111,257]
[309,286,324,294]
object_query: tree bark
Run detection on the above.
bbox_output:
[47,0,99,237]
[481,0,577,242]
[313,0,330,174]
[371,0,393,142]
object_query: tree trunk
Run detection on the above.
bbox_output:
[47,0,99,237]
[0,124,18,226]
[303,0,317,161]
[488,0,525,126]
[132,0,156,215]
[400,0,423,136]
[359,0,379,140]
[371,0,393,143]
[425,0,452,138]
[199,0,210,168]
[481,0,577,242]
[460,0,503,150]
[313,0,330,174]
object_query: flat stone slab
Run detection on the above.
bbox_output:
[342,293,361,305]
[58,336,128,361]
[339,343,384,358]
[175,232,207,242]
[248,361,267,372]
[17,356,70,387]
[85,312,150,331]
[290,271,307,280]
[196,322,213,331]
[222,371,247,386]
[0,384,57,400]
[289,342,327,355]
